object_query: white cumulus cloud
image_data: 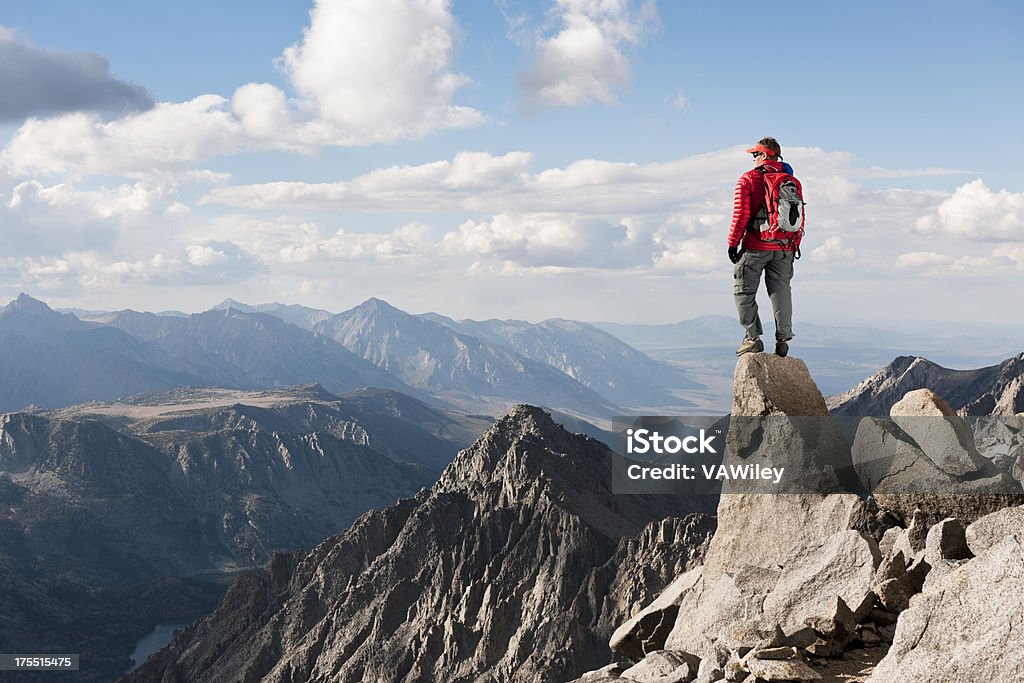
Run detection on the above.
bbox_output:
[520,0,658,107]
[189,215,433,266]
[263,0,483,145]
[896,251,953,269]
[1,0,483,179]
[2,96,241,178]
[809,236,856,262]
[186,244,229,266]
[9,179,164,217]
[653,238,720,273]
[203,151,535,210]
[914,179,1024,241]
[441,212,657,268]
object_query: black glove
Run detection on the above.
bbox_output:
[728,246,740,264]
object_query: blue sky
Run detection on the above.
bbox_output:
[0,0,1021,325]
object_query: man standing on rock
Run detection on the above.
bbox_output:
[727,136,803,357]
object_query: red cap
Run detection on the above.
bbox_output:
[745,144,777,157]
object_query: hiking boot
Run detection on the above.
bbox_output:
[736,337,764,356]
[775,336,792,357]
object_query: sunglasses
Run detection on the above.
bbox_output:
[751,152,762,158]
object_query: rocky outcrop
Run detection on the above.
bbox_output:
[828,353,1024,417]
[109,348,1024,682]
[869,530,1024,681]
[126,406,715,683]
[703,355,873,576]
[609,355,883,679]
[972,414,1024,483]
[759,529,879,634]
[600,353,1024,683]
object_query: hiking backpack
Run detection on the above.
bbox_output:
[754,167,805,257]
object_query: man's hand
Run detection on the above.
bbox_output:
[728,246,740,264]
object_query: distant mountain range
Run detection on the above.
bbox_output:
[81,305,423,400]
[0,294,208,411]
[207,298,333,330]
[214,296,702,414]
[41,293,708,420]
[420,311,701,408]
[314,298,643,420]
[29,292,1023,417]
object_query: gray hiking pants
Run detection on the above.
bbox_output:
[733,249,795,341]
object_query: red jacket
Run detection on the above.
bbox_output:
[727,160,802,251]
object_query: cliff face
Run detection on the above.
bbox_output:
[828,353,1024,417]
[127,406,716,683]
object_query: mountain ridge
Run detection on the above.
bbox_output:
[125,404,716,682]
[315,298,625,421]
[828,352,1024,416]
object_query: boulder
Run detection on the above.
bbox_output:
[869,534,1024,681]
[694,643,729,683]
[621,650,700,683]
[891,509,930,559]
[570,663,629,682]
[717,620,786,655]
[871,549,925,613]
[760,530,880,634]
[874,575,917,613]
[703,494,870,578]
[663,573,752,659]
[802,596,859,657]
[611,567,703,662]
[751,646,799,660]
[923,517,972,565]
[731,354,829,417]
[872,548,908,585]
[723,651,745,681]
[744,656,822,681]
[972,416,1023,471]
[890,389,990,476]
[965,503,1024,555]
[850,417,1018,523]
[857,623,882,646]
[877,526,901,558]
